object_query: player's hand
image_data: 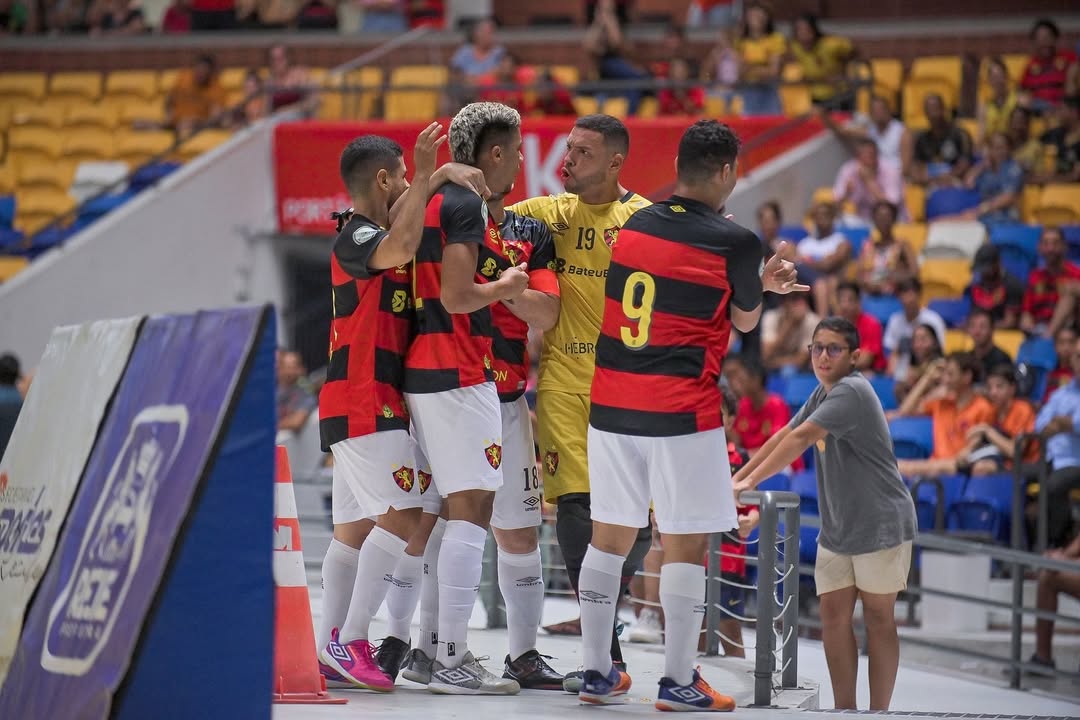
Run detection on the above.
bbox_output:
[732,477,756,507]
[498,262,529,301]
[762,241,811,295]
[442,162,491,199]
[413,121,447,179]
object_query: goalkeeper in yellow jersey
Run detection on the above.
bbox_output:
[507,114,653,692]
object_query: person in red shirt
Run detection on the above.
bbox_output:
[1020,19,1078,112]
[524,70,577,116]
[658,57,706,116]
[724,353,793,456]
[1021,225,1080,337]
[478,53,525,111]
[836,281,886,374]
[1044,326,1077,402]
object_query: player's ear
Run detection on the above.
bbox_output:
[376,168,389,190]
[609,151,625,173]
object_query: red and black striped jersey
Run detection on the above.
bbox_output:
[319,214,413,450]
[404,182,505,394]
[590,196,764,437]
[491,210,560,402]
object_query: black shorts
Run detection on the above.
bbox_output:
[719,570,747,618]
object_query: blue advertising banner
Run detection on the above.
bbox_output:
[0,307,266,719]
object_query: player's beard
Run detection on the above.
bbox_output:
[564,168,605,195]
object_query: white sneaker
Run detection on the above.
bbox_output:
[627,608,663,644]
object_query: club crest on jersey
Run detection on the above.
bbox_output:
[483,355,492,370]
[353,226,379,245]
[392,289,408,313]
[382,404,395,419]
[504,241,522,265]
[484,443,502,470]
[816,438,827,452]
[603,227,619,249]
[418,469,432,494]
[393,466,416,491]
[544,448,559,476]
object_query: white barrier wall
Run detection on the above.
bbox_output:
[0,123,285,365]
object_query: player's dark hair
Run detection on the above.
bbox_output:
[813,317,860,352]
[726,352,766,386]
[676,120,741,184]
[836,280,861,299]
[574,114,630,155]
[1031,18,1060,40]
[0,353,19,386]
[947,351,982,384]
[987,363,1018,386]
[339,135,403,197]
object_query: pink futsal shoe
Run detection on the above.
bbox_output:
[318,660,354,689]
[320,628,395,692]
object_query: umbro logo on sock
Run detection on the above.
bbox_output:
[580,590,610,604]
[516,576,542,587]
[384,574,413,588]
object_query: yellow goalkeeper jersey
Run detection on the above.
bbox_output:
[507,190,652,395]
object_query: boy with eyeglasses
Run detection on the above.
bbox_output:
[732,317,916,712]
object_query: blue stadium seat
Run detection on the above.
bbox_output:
[990,224,1041,282]
[840,226,870,258]
[0,195,14,230]
[1017,336,1058,400]
[757,473,791,493]
[927,296,972,328]
[765,372,785,396]
[0,228,23,252]
[790,469,818,507]
[129,161,182,193]
[947,473,1016,542]
[911,473,967,531]
[76,191,135,226]
[777,225,806,242]
[862,295,903,327]
[889,416,935,459]
[925,188,982,220]
[783,373,819,412]
[1062,226,1080,261]
[869,375,898,411]
[25,226,74,258]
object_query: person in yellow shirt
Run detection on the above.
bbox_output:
[789,13,854,110]
[735,1,784,115]
[978,57,1019,147]
[506,114,652,689]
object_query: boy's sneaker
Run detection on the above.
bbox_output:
[427,652,521,695]
[628,609,663,644]
[564,660,626,694]
[579,665,632,705]
[655,668,736,712]
[319,629,394,692]
[401,648,435,685]
[374,636,411,682]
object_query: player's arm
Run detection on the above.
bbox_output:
[387,161,491,228]
[502,223,562,330]
[728,228,767,333]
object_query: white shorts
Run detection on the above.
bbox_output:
[330,429,424,521]
[588,426,738,535]
[413,432,442,515]
[406,383,503,496]
[491,395,543,530]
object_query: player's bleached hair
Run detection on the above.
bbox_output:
[449,101,521,165]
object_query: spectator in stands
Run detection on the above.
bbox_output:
[893,324,944,404]
[836,281,886,374]
[584,0,650,116]
[885,277,947,381]
[796,201,851,315]
[45,0,89,32]
[687,0,736,29]
[166,53,227,138]
[525,70,576,116]
[450,16,505,82]
[232,69,268,127]
[658,57,705,116]
[1020,19,1078,114]
[0,0,35,33]
[1037,94,1080,183]
[735,1,784,116]
[1006,106,1045,173]
[277,349,316,437]
[188,0,235,30]
[295,0,337,30]
[905,92,974,187]
[757,199,784,258]
[357,0,405,33]
[160,0,191,32]
[1043,326,1077,403]
[1031,528,1080,672]
[1021,225,1080,337]
[968,308,1013,381]
[961,363,1037,476]
[649,22,686,80]
[0,353,21,459]
[832,138,905,226]
[702,26,739,108]
[965,243,1024,329]
[788,13,854,110]
[977,58,1018,146]
[1035,335,1080,547]
[823,95,906,164]
[266,44,314,112]
[479,53,525,111]
[895,351,996,478]
[857,201,917,297]
[87,0,144,34]
[584,0,629,25]
[761,293,819,374]
[960,132,1023,227]
[238,0,293,29]
[723,353,792,457]
[406,0,441,28]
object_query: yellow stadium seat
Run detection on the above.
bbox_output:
[869,58,903,109]
[219,67,250,93]
[17,161,76,193]
[317,73,345,122]
[384,65,447,121]
[49,71,103,102]
[0,102,14,129]
[0,164,16,195]
[0,256,30,283]
[779,84,812,117]
[636,96,659,119]
[174,128,233,162]
[105,70,159,102]
[342,67,384,121]
[115,130,176,167]
[15,189,77,235]
[944,328,974,354]
[904,184,926,222]
[9,101,68,130]
[1021,185,1041,224]
[956,117,979,143]
[62,129,116,162]
[0,72,47,102]
[158,69,180,94]
[993,329,1025,359]
[705,95,726,117]
[1002,54,1027,84]
[573,96,599,116]
[920,258,972,300]
[66,103,121,130]
[902,78,956,130]
[8,127,62,165]
[909,56,962,94]
[118,99,167,127]
[893,222,928,256]
[548,65,580,88]
[307,67,329,86]
[600,96,629,119]
[1035,184,1080,224]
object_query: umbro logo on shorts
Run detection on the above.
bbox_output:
[523,496,540,509]
[580,590,609,604]
[671,686,707,703]
[327,641,351,663]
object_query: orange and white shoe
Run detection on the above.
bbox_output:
[579,665,632,705]
[655,668,735,712]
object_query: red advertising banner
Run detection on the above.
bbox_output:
[274,116,824,235]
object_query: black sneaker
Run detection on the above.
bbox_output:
[563,660,626,694]
[1025,653,1056,676]
[374,636,411,682]
[503,650,565,690]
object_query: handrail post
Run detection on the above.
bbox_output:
[781,504,800,689]
[753,492,778,707]
[704,531,723,656]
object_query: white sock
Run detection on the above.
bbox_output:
[660,562,706,686]
[339,527,407,643]
[317,539,359,651]
[436,520,488,668]
[498,546,545,660]
[419,518,446,658]
[385,551,424,643]
[579,545,625,674]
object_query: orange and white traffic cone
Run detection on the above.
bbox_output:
[272,445,346,705]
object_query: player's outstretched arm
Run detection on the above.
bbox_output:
[442,248,529,314]
[370,122,445,271]
[502,290,560,331]
[732,421,827,501]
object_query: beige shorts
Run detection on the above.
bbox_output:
[815,542,913,596]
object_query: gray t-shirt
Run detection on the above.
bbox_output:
[789,372,917,555]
